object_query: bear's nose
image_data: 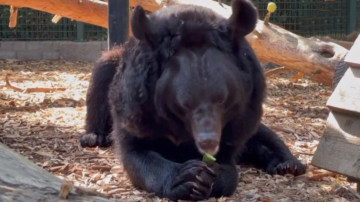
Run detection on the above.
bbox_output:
[197,132,220,155]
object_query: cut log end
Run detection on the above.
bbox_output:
[51,15,63,24]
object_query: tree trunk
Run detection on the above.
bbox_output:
[0,0,350,86]
[0,142,112,202]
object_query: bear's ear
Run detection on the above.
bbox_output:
[131,5,153,42]
[227,0,259,38]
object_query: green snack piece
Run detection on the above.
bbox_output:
[202,153,216,163]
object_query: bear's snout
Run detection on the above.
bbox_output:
[197,132,220,155]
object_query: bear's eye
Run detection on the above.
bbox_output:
[217,99,225,105]
[213,95,226,105]
[219,99,225,104]
[181,102,191,110]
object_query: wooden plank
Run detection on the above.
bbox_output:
[326,67,360,115]
[311,111,360,179]
[345,34,360,68]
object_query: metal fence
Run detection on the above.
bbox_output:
[357,0,360,31]
[0,6,107,41]
[253,0,351,39]
[0,0,358,41]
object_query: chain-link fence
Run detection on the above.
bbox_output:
[0,1,358,41]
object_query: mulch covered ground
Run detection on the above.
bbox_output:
[1,59,359,202]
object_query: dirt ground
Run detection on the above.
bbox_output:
[0,59,359,202]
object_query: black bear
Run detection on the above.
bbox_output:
[80,0,307,200]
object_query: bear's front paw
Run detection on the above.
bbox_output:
[266,158,307,176]
[168,160,218,201]
[79,133,113,148]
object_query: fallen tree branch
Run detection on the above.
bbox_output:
[59,181,109,199]
[307,169,337,180]
[0,142,113,202]
[247,21,348,86]
[264,66,289,77]
[0,0,349,86]
[291,72,304,82]
[3,75,66,93]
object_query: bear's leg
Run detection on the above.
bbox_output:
[118,133,239,201]
[238,123,307,176]
[209,161,238,198]
[79,59,118,148]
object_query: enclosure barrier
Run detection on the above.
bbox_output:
[0,0,358,41]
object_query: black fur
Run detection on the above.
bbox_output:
[80,48,121,147]
[80,0,307,201]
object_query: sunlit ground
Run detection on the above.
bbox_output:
[0,59,358,202]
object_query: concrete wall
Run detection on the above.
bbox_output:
[0,41,108,62]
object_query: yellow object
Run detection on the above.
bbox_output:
[202,153,216,163]
[267,2,277,13]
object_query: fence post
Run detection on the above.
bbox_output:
[107,0,129,50]
[76,22,84,41]
[348,0,357,33]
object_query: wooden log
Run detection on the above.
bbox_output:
[0,0,349,86]
[0,142,112,202]
[312,36,355,50]
[0,0,109,28]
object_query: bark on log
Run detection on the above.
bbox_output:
[0,0,349,86]
[0,142,112,202]
[0,0,109,28]
[311,36,354,50]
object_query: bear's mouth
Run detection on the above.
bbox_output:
[195,132,220,156]
[197,144,219,156]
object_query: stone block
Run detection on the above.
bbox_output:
[59,41,102,62]
[53,42,60,51]
[0,51,16,59]
[101,41,108,51]
[42,51,60,60]
[12,42,26,51]
[0,42,13,51]
[17,51,42,60]
[26,41,41,50]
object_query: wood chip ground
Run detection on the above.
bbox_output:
[1,59,359,202]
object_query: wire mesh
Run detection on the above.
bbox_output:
[253,0,349,39]
[357,0,360,31]
[0,6,78,41]
[0,6,107,41]
[84,24,108,41]
[0,2,355,41]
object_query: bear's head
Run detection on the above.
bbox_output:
[129,0,263,156]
